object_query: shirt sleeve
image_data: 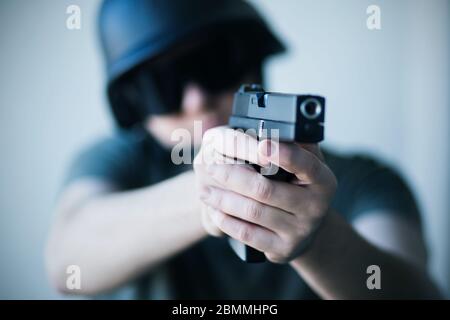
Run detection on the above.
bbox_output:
[328,153,422,224]
[63,129,148,190]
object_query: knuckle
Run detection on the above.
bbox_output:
[211,191,223,208]
[220,166,231,184]
[245,201,262,221]
[253,176,273,201]
[280,146,294,166]
[237,225,253,243]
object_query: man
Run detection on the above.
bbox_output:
[46,0,440,299]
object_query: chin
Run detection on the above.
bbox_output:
[201,117,227,131]
[146,115,227,149]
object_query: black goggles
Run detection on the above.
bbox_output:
[132,34,263,115]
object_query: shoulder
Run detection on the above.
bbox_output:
[323,148,408,194]
[73,127,153,172]
[323,148,421,223]
[64,127,158,189]
[323,149,386,181]
[85,127,150,157]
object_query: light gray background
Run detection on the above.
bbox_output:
[0,0,448,299]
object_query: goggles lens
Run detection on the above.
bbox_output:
[136,34,262,114]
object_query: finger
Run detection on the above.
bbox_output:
[207,207,281,253]
[195,167,224,191]
[212,149,248,166]
[200,186,296,234]
[258,140,328,185]
[208,127,269,167]
[297,143,324,161]
[202,206,224,237]
[205,162,311,213]
[196,153,255,191]
[195,136,252,172]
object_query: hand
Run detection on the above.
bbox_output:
[194,126,268,238]
[193,126,337,263]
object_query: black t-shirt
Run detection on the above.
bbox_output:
[65,127,421,299]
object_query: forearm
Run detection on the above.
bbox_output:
[290,210,441,299]
[46,171,207,295]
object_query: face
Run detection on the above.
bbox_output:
[140,35,262,148]
[145,83,235,148]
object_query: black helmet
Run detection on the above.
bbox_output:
[98,0,285,128]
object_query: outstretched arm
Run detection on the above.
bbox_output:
[46,171,206,295]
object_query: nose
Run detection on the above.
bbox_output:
[181,83,209,116]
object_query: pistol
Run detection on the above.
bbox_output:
[228,84,326,263]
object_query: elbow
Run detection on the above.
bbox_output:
[45,245,72,295]
[45,231,117,297]
[45,227,98,296]
[45,236,82,295]
[45,190,114,296]
[45,247,104,296]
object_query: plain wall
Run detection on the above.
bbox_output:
[0,0,448,298]
[0,0,110,299]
